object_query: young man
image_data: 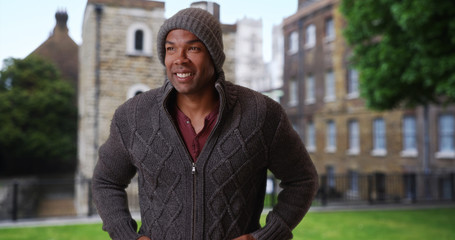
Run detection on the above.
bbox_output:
[92,8,318,240]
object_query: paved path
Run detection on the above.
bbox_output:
[1,202,454,229]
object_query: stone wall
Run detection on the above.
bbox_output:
[77,1,165,215]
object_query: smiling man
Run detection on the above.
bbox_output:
[92,8,318,240]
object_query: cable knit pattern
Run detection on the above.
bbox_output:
[92,77,318,240]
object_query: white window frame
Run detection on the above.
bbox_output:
[305,74,315,104]
[347,120,360,155]
[326,120,337,153]
[288,31,299,55]
[306,122,316,152]
[305,24,316,49]
[436,114,455,159]
[126,22,153,56]
[325,17,335,42]
[324,70,335,102]
[401,116,418,157]
[288,78,298,106]
[347,68,359,99]
[372,118,387,156]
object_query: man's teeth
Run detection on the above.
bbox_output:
[176,73,192,78]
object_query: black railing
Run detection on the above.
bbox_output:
[315,172,455,206]
[1,172,454,221]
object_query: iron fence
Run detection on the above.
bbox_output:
[315,172,455,205]
[1,172,454,221]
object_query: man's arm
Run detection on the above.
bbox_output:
[252,108,318,240]
[92,114,141,240]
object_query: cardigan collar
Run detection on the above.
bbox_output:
[159,71,237,113]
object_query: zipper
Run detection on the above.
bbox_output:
[162,82,226,240]
[192,162,197,240]
[162,90,199,240]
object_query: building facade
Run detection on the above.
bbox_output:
[77,0,166,214]
[234,17,265,90]
[282,0,455,183]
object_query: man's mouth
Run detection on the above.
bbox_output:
[176,72,193,78]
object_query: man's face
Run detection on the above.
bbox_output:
[164,29,216,97]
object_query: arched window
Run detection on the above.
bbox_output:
[127,83,150,99]
[135,30,144,51]
[126,23,152,56]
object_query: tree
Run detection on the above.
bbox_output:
[0,56,77,176]
[340,0,455,110]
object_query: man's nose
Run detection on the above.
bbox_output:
[174,49,189,64]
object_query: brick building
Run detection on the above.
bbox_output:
[282,0,455,192]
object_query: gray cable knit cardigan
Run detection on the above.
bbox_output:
[92,77,318,240]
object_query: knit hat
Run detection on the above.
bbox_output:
[157,8,225,74]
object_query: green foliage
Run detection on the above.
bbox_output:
[340,0,455,110]
[0,56,77,176]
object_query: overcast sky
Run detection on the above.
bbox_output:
[0,0,297,68]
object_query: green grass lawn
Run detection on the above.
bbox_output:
[1,207,454,240]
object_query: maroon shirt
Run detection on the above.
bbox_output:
[173,103,219,162]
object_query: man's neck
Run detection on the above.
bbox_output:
[176,89,219,120]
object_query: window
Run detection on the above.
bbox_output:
[403,173,416,200]
[288,31,299,54]
[134,30,144,51]
[251,34,257,53]
[305,24,316,48]
[306,122,316,152]
[436,114,455,158]
[305,74,315,104]
[288,78,298,106]
[326,166,335,188]
[324,70,335,102]
[372,118,387,156]
[126,22,152,56]
[347,68,359,99]
[325,17,335,42]
[127,83,150,99]
[401,116,417,157]
[326,120,336,152]
[348,170,359,199]
[348,120,360,155]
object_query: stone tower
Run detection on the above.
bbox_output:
[76,0,165,215]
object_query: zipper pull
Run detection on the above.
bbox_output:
[192,163,196,175]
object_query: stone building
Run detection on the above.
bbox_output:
[262,24,285,102]
[282,0,455,197]
[234,17,265,90]
[31,10,79,89]
[76,0,166,214]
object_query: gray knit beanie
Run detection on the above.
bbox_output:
[157,8,225,74]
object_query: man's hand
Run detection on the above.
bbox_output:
[137,236,151,240]
[233,234,256,240]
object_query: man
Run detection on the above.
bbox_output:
[92,8,318,240]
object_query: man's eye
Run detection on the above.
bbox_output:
[166,47,175,51]
[189,47,200,51]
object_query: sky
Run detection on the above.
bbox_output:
[0,0,297,68]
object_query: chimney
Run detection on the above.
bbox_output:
[55,9,69,33]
